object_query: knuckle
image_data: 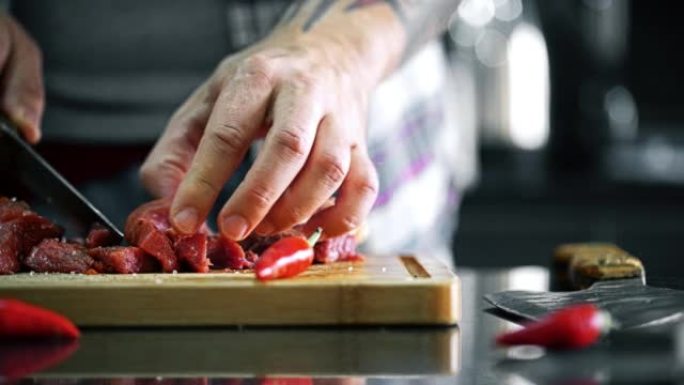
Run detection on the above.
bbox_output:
[274,128,309,161]
[355,172,379,199]
[240,54,275,87]
[245,184,276,210]
[211,122,248,154]
[19,81,44,103]
[290,72,317,90]
[317,152,347,188]
[339,214,362,232]
[193,173,221,196]
[276,206,309,229]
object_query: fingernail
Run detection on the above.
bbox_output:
[255,221,274,236]
[222,215,249,240]
[173,207,198,234]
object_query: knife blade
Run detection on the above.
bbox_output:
[0,116,123,241]
[484,244,684,330]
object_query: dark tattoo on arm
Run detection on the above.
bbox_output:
[277,2,306,26]
[345,0,460,59]
[278,0,460,60]
[303,0,337,31]
[276,0,336,32]
[346,0,405,22]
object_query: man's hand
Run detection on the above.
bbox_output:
[141,0,458,241]
[0,13,43,144]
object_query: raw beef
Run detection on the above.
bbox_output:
[241,229,360,264]
[314,233,360,263]
[0,213,63,274]
[239,229,303,256]
[89,246,157,274]
[125,199,178,272]
[85,222,118,248]
[12,214,64,255]
[0,224,21,274]
[24,239,94,273]
[174,233,210,273]
[207,235,255,269]
[0,197,30,222]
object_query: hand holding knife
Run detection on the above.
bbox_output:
[0,116,123,241]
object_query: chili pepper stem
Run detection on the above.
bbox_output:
[307,227,323,247]
[595,310,613,335]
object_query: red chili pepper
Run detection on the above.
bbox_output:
[255,228,323,281]
[0,299,80,340]
[0,340,79,380]
[259,378,314,385]
[495,304,611,350]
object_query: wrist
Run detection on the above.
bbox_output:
[266,5,406,88]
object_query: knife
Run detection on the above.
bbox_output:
[0,116,123,241]
[484,243,684,330]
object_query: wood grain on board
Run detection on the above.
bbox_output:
[0,255,460,326]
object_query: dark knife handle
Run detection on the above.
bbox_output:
[552,243,645,290]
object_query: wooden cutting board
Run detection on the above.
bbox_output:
[0,255,460,326]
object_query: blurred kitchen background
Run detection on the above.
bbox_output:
[447,0,684,276]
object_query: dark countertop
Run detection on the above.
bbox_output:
[9,267,684,385]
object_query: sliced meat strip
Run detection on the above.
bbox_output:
[85,222,118,248]
[0,224,21,274]
[174,233,210,273]
[207,235,252,270]
[89,246,158,274]
[24,239,94,273]
[313,233,360,263]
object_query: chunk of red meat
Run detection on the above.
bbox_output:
[313,233,359,263]
[0,224,21,274]
[5,213,64,255]
[207,235,252,269]
[86,222,118,248]
[24,239,94,273]
[89,246,158,274]
[0,197,30,222]
[174,233,210,273]
[242,229,360,265]
[239,229,303,256]
[125,199,178,272]
[125,198,173,233]
[127,221,178,272]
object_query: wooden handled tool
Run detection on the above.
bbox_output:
[552,243,645,290]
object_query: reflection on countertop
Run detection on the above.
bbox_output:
[3,267,682,385]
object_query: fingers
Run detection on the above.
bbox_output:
[0,16,44,144]
[302,146,379,237]
[140,82,215,198]
[255,116,350,235]
[170,58,275,234]
[217,76,323,240]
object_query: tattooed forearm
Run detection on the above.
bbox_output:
[345,0,460,58]
[302,0,336,31]
[278,0,337,32]
[276,0,460,62]
[346,0,405,21]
